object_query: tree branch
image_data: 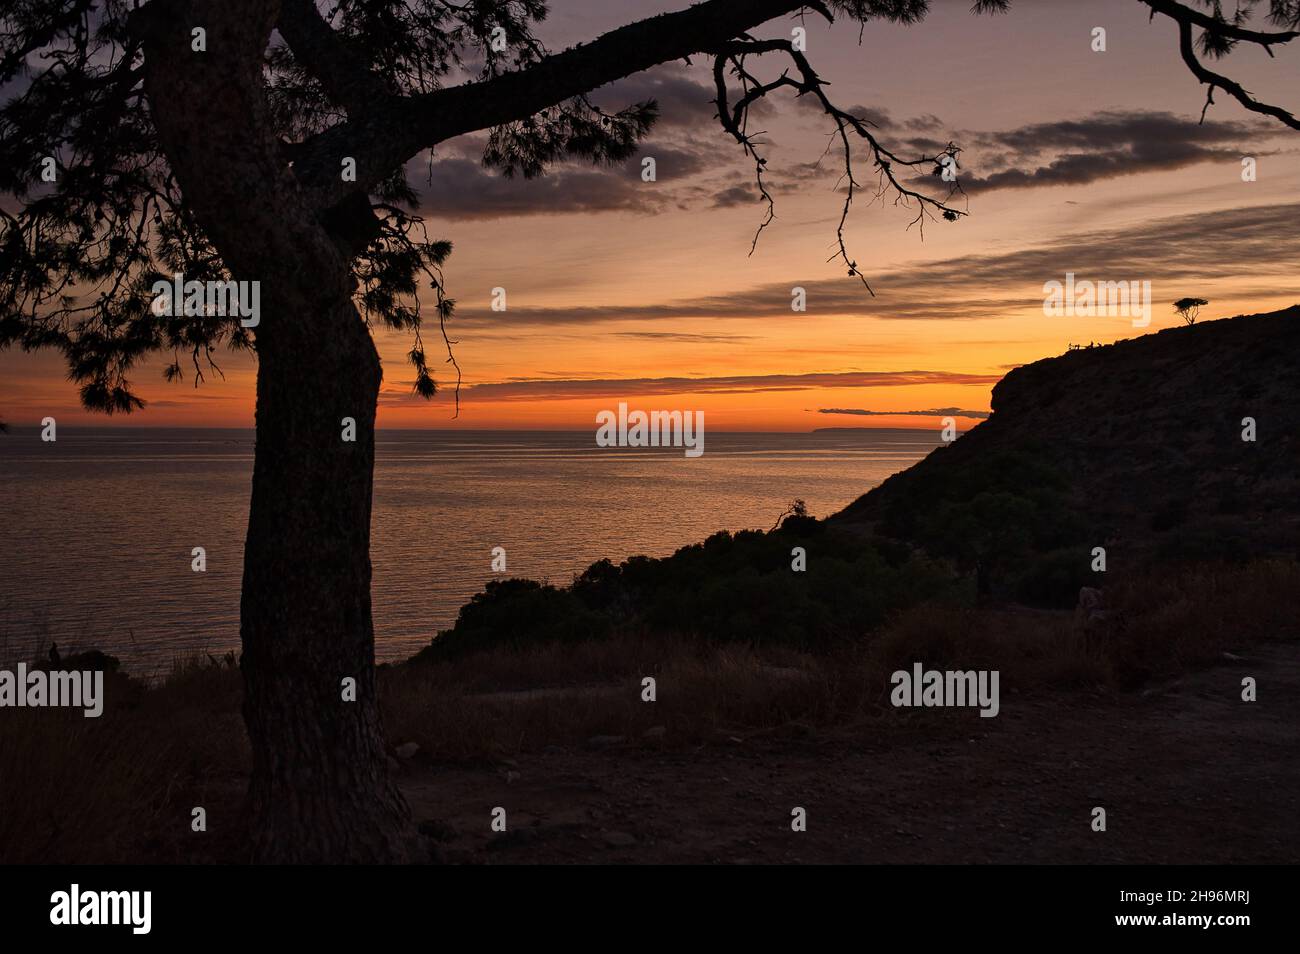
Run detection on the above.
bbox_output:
[1140,0,1299,128]
[1173,15,1300,128]
[710,37,966,291]
[291,0,810,210]
[276,0,391,115]
[1141,0,1300,52]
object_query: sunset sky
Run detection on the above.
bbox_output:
[3,0,1299,430]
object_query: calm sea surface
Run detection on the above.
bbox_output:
[0,428,936,673]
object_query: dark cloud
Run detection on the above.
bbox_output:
[711,183,759,208]
[905,114,946,133]
[785,160,838,182]
[414,77,970,220]
[941,110,1269,194]
[981,110,1257,155]
[779,107,1266,198]
[794,102,943,135]
[419,137,725,219]
[418,104,1271,218]
[840,105,896,129]
[898,136,953,155]
[819,407,990,419]
[419,157,655,218]
[458,370,1002,402]
[414,64,739,220]
[589,65,730,128]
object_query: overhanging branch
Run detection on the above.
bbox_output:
[1141,0,1300,129]
[1142,0,1300,52]
[710,37,966,292]
[290,0,811,210]
[1174,16,1300,128]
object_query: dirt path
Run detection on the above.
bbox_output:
[400,646,1299,863]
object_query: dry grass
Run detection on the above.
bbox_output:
[870,559,1300,693]
[0,659,247,864]
[381,560,1300,759]
[380,635,841,761]
[2,560,1296,862]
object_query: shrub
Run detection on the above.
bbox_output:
[418,523,957,659]
[1014,547,1102,609]
[414,578,612,661]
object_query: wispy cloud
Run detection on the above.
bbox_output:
[450,202,1300,326]
[609,331,760,343]
[819,406,990,419]
[455,369,1002,402]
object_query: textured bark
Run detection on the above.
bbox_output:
[135,0,414,862]
[239,293,414,863]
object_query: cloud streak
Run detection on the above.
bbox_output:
[818,407,990,419]
[457,370,1002,402]
[450,201,1300,325]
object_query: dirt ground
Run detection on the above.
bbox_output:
[400,646,1299,863]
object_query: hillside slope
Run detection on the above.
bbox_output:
[834,306,1300,574]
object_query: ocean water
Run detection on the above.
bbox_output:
[0,428,937,673]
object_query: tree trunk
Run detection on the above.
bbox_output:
[135,0,415,862]
[239,292,414,863]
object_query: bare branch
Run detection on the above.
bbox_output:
[1173,14,1300,128]
[1141,0,1300,128]
[709,37,967,292]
